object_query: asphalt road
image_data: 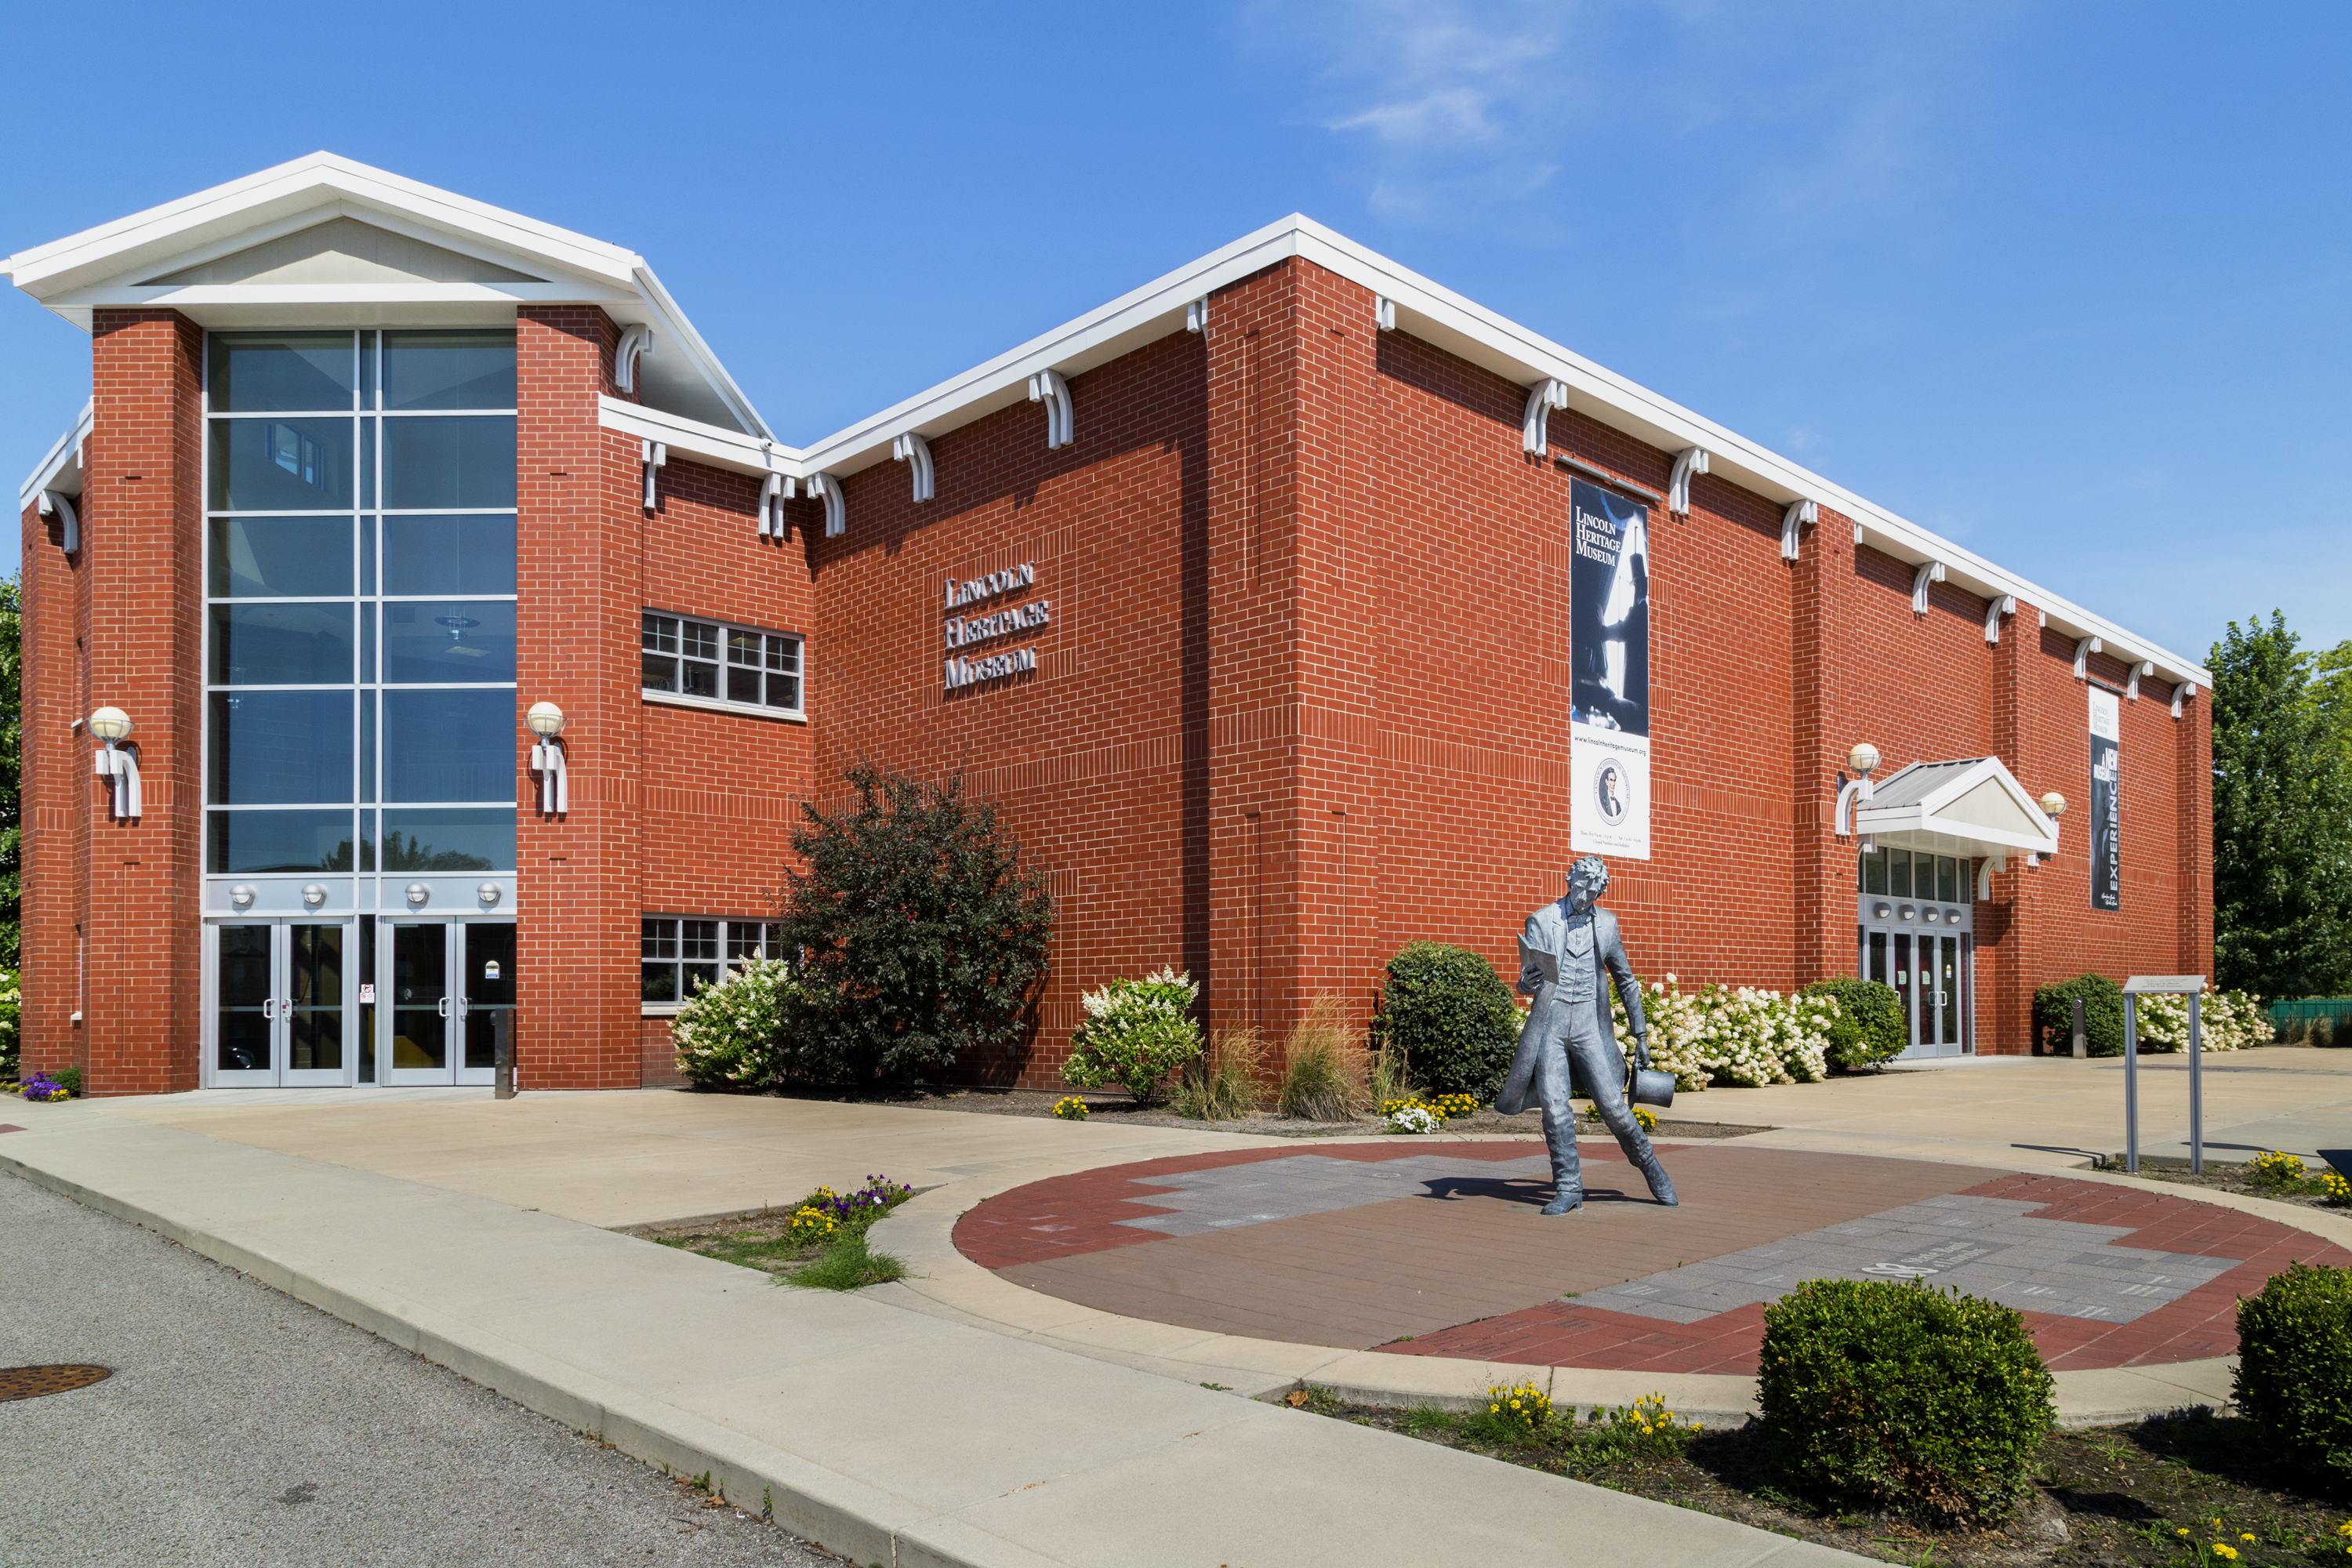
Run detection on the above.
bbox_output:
[0,1170,852,1568]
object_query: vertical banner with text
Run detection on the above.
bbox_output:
[1568,478,1652,860]
[2089,687,2121,911]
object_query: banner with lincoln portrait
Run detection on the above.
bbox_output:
[1567,477,1651,860]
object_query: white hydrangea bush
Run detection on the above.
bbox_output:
[2135,987,2270,1052]
[673,957,800,1088]
[1610,974,1836,1091]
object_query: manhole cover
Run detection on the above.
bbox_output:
[0,1365,113,1402]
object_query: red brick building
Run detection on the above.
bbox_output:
[5,154,2210,1096]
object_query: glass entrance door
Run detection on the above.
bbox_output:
[207,920,355,1086]
[1855,847,1976,1061]
[384,919,513,1086]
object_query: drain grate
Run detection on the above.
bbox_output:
[0,1365,113,1402]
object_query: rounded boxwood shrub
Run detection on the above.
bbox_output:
[2033,972,2125,1055]
[1375,942,1519,1102]
[1799,978,1907,1070]
[1759,1277,2054,1523]
[2232,1260,2352,1486]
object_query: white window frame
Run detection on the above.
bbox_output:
[641,609,806,723]
[641,915,786,1015]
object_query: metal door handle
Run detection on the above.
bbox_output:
[455,996,470,1020]
[437,996,451,1018]
[262,998,277,1021]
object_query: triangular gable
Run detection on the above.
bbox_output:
[1856,754,2058,855]
[142,217,542,287]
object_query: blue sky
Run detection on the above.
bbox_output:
[3,1,2345,666]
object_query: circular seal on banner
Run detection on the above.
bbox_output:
[1593,760,1629,826]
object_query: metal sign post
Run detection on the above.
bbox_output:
[2121,975,2206,1176]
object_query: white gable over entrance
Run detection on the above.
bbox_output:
[1856,756,2060,863]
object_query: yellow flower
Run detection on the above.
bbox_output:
[2240,1535,2256,1544]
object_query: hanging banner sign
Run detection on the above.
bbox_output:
[1568,479,1652,860]
[2089,687,2121,911]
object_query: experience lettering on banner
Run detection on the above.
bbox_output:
[2089,686,2121,911]
[1567,478,1652,861]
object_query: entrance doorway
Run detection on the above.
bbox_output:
[208,920,357,1087]
[1857,846,1975,1060]
[384,920,515,1087]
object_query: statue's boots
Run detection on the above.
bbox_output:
[1633,1149,1679,1207]
[1540,1190,1582,1217]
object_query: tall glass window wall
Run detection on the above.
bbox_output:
[205,330,518,875]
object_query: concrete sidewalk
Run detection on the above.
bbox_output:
[0,1106,1863,1568]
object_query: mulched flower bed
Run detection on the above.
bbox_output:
[2123,1161,2352,1218]
[750,1083,1768,1142]
[1306,1391,2352,1566]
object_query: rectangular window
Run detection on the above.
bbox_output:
[640,612,804,717]
[641,917,784,1009]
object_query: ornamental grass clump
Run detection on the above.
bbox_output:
[1759,1276,2054,1524]
[1061,967,1201,1105]
[2232,1261,2352,1487]
[1278,996,1367,1121]
[1172,1025,1265,1121]
[672,957,801,1090]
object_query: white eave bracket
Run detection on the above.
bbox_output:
[1668,448,1709,518]
[891,432,935,503]
[2172,680,2197,720]
[1522,379,1569,456]
[1984,593,2016,645]
[614,325,655,394]
[809,473,845,538]
[2127,660,2154,700]
[1374,296,1398,331]
[1780,499,1817,561]
[38,490,79,553]
[1911,559,1945,615]
[639,439,666,510]
[1185,298,1209,333]
[1027,370,1074,451]
[2073,634,2103,680]
[757,472,799,539]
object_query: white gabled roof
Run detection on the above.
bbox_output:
[1857,756,2060,858]
[0,152,769,440]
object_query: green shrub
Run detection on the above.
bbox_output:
[1759,1277,2054,1523]
[53,1065,78,1098]
[1060,967,1200,1105]
[1799,978,1906,1070]
[2033,973,2125,1056]
[1374,942,1518,1102]
[776,762,1054,1088]
[672,958,801,1089]
[2232,1261,2352,1486]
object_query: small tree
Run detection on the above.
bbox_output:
[777,761,1054,1088]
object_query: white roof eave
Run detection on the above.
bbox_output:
[17,398,92,514]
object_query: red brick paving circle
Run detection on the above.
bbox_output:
[954,1140,2352,1374]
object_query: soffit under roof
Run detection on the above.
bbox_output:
[1857,756,2058,855]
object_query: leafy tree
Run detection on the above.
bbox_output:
[0,575,18,969]
[2210,612,2352,996]
[776,761,1054,1087]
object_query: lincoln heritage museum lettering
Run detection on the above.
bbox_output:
[942,562,1047,690]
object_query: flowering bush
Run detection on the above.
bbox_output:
[2250,1150,2307,1187]
[1061,967,1201,1105]
[0,969,19,1084]
[786,1203,839,1246]
[672,958,801,1089]
[2136,987,2272,1052]
[1585,1101,1658,1131]
[17,1073,66,1102]
[1428,1092,1479,1120]
[1052,1095,1090,1120]
[1610,975,1835,1091]
[1385,1104,1439,1134]
[2323,1171,2351,1207]
[1482,1381,1551,1435]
